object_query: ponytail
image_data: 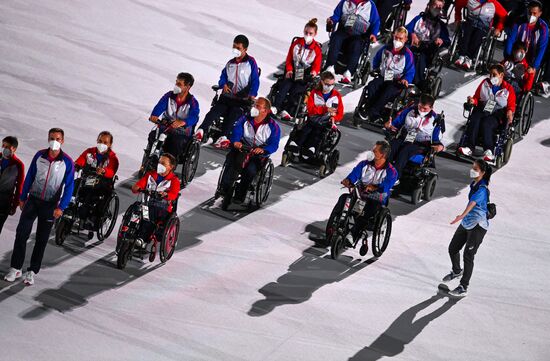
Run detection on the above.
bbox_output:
[474,159,492,185]
[305,18,318,33]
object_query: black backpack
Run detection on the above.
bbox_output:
[482,185,497,219]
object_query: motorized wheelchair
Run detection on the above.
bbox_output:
[378,0,410,42]
[214,145,275,211]
[411,43,445,99]
[385,112,446,205]
[267,69,318,123]
[353,72,420,127]
[326,184,392,260]
[55,165,119,245]
[280,114,341,178]
[116,189,180,270]
[322,24,373,89]
[139,117,201,189]
[457,102,514,168]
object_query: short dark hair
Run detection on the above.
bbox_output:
[375,140,391,159]
[97,131,113,144]
[512,41,527,51]
[161,153,177,167]
[528,1,543,11]
[177,72,195,87]
[489,63,505,74]
[2,136,18,148]
[234,34,249,49]
[419,93,435,107]
[48,127,64,139]
[321,71,335,81]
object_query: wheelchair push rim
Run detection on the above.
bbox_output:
[372,209,392,258]
[97,193,120,241]
[160,216,180,263]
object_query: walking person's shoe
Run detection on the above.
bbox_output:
[442,270,463,282]
[448,284,468,297]
[23,271,35,286]
[4,268,22,282]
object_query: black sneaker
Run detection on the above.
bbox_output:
[442,270,463,282]
[448,284,467,297]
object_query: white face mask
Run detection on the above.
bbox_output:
[418,109,430,117]
[322,84,334,93]
[157,163,167,174]
[232,48,242,58]
[49,140,61,151]
[250,107,260,117]
[529,15,538,24]
[173,85,182,95]
[0,147,10,158]
[469,169,480,178]
[365,150,375,162]
[514,51,525,61]
[304,35,314,44]
[490,76,500,86]
[393,40,404,49]
[96,143,108,153]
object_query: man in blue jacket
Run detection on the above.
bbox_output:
[196,34,260,148]
[325,0,381,84]
[366,26,415,122]
[4,128,75,286]
[220,98,280,203]
[148,72,200,158]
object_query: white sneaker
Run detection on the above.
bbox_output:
[345,234,354,247]
[288,141,300,156]
[4,268,22,282]
[539,81,550,98]
[454,56,465,66]
[483,149,494,161]
[23,271,35,286]
[195,128,204,142]
[341,70,352,84]
[463,56,473,71]
[326,65,336,75]
[458,147,472,156]
[214,136,230,149]
[279,110,291,121]
[302,147,315,160]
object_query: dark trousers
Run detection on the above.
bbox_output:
[412,48,436,86]
[334,193,381,239]
[367,77,402,120]
[448,224,487,288]
[10,197,56,274]
[458,21,487,59]
[390,139,423,177]
[199,96,245,139]
[464,108,500,151]
[77,181,112,226]
[147,128,190,158]
[273,78,307,113]
[296,115,331,150]
[138,203,169,241]
[326,30,366,74]
[221,149,263,199]
[375,0,401,27]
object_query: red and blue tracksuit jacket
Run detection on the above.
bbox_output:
[346,159,398,205]
[230,115,281,155]
[151,91,200,137]
[373,44,416,83]
[218,54,260,98]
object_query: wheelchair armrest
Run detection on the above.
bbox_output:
[212,85,220,91]
[274,73,285,80]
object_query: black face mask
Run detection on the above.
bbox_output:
[429,7,442,18]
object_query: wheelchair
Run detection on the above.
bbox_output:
[55,166,119,245]
[326,185,392,260]
[513,90,535,138]
[412,44,445,99]
[323,24,373,89]
[267,72,317,123]
[353,73,420,127]
[139,118,201,189]
[379,0,410,42]
[458,103,514,168]
[446,9,498,73]
[280,116,341,178]
[385,112,446,205]
[214,146,275,211]
[116,190,180,270]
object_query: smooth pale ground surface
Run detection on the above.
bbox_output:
[1,1,549,360]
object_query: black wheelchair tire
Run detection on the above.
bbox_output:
[371,208,392,258]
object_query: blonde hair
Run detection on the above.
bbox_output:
[394,26,408,37]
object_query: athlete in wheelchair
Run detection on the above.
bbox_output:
[270,18,323,121]
[325,0,380,86]
[376,0,412,40]
[216,98,280,210]
[406,0,451,97]
[451,0,507,71]
[55,131,120,245]
[502,42,536,136]
[142,72,201,188]
[195,35,260,149]
[384,93,446,204]
[457,64,516,166]
[117,154,181,269]
[281,71,342,177]
[353,26,416,126]
[326,140,397,259]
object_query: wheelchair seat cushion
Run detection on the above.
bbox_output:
[408,154,425,164]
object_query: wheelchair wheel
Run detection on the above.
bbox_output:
[431,77,443,99]
[354,87,370,125]
[325,202,342,243]
[520,92,534,136]
[330,234,346,260]
[371,208,392,258]
[446,24,460,63]
[160,216,180,263]
[411,187,422,205]
[180,140,201,189]
[503,138,513,165]
[97,193,119,242]
[422,176,437,201]
[281,152,290,167]
[116,203,138,254]
[55,218,70,246]
[255,160,274,207]
[117,241,132,270]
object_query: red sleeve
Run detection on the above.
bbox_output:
[307,90,328,116]
[491,0,507,31]
[166,174,180,201]
[334,91,344,122]
[10,157,25,211]
[523,70,535,91]
[75,148,90,168]
[505,82,517,113]
[285,41,298,73]
[311,43,323,75]
[455,0,467,23]
[103,151,119,179]
[472,80,484,106]
[134,171,153,193]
